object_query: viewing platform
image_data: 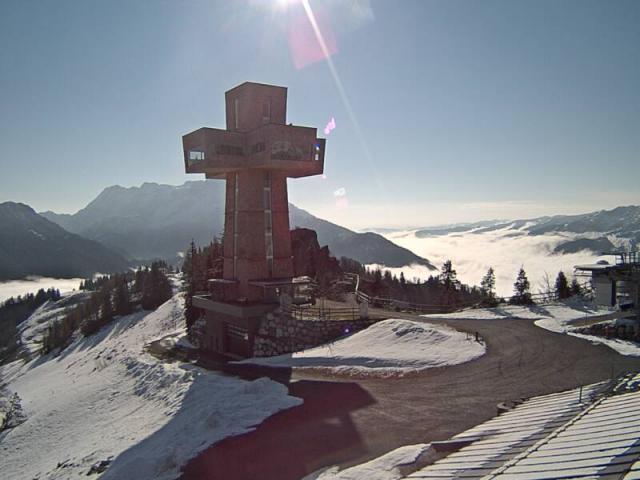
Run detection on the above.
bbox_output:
[183,124,325,179]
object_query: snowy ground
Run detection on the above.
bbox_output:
[0,293,302,480]
[17,291,92,357]
[422,301,640,357]
[304,444,436,480]
[239,319,486,376]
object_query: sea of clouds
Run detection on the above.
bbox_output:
[0,276,83,303]
[369,225,607,298]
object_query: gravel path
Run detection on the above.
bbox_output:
[181,309,640,480]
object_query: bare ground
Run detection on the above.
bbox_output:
[181,309,640,480]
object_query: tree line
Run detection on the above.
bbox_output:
[342,258,586,309]
[41,262,173,355]
[182,238,223,335]
[181,234,590,338]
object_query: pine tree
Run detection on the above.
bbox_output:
[480,267,496,304]
[113,274,131,316]
[440,260,459,290]
[135,267,149,294]
[141,261,172,310]
[184,240,199,332]
[570,278,583,297]
[156,263,173,304]
[34,289,47,305]
[100,288,113,323]
[511,267,533,305]
[370,268,384,297]
[555,271,571,300]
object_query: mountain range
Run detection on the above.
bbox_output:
[41,181,434,269]
[413,206,640,254]
[0,202,129,281]
[4,180,638,284]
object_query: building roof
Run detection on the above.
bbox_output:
[406,373,640,479]
[225,81,287,94]
[574,263,617,272]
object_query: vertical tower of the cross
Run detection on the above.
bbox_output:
[182,82,326,302]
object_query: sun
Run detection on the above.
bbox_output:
[274,0,301,10]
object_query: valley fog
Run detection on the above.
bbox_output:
[373,226,607,298]
[0,277,83,303]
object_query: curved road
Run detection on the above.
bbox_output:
[181,309,640,480]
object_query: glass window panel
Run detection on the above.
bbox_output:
[189,150,205,161]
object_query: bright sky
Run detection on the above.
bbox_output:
[1,0,638,229]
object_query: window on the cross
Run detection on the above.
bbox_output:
[188,150,205,166]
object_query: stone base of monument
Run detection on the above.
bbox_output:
[191,293,376,359]
[252,309,377,358]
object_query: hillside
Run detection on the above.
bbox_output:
[0,292,301,479]
[42,182,226,261]
[0,202,129,281]
[42,181,434,268]
[289,205,433,268]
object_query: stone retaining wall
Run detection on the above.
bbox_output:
[253,309,377,357]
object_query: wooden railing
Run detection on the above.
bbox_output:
[281,304,360,321]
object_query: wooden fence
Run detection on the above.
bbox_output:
[347,273,594,314]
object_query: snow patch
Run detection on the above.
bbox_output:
[17,291,91,356]
[239,319,485,376]
[304,444,436,480]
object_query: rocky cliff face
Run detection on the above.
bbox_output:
[291,228,342,283]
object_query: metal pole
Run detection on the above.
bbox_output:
[579,386,583,403]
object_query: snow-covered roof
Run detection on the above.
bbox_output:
[574,263,617,271]
[406,374,640,479]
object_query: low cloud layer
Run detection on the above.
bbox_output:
[0,276,83,303]
[371,226,605,297]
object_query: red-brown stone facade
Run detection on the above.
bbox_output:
[183,82,326,301]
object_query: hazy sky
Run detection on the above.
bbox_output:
[1,0,638,229]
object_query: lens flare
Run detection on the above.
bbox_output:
[300,0,386,195]
[324,116,336,135]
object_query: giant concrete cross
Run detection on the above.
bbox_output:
[182,82,326,302]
